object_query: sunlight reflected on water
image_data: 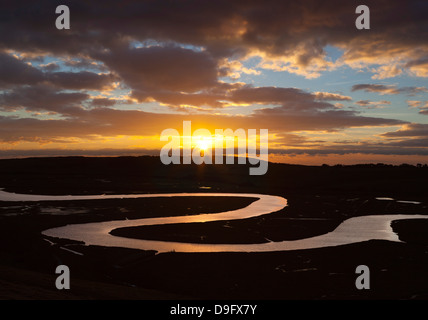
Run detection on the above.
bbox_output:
[1,190,426,253]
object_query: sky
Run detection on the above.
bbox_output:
[1,0,428,165]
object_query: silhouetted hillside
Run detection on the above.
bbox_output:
[0,156,427,197]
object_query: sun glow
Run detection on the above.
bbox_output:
[193,135,212,152]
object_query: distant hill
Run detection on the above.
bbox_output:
[0,156,427,197]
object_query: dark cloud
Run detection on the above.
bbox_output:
[0,52,44,87]
[132,85,355,111]
[132,90,227,109]
[0,105,406,144]
[385,138,428,148]
[97,45,219,94]
[0,52,116,90]
[90,98,117,107]
[1,1,427,76]
[229,86,333,111]
[45,71,116,90]
[253,109,405,132]
[1,1,427,92]
[381,123,428,137]
[0,84,88,115]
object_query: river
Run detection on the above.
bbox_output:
[0,190,426,253]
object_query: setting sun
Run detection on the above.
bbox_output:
[193,136,212,152]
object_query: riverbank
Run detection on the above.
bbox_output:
[1,239,428,300]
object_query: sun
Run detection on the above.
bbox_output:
[194,136,212,152]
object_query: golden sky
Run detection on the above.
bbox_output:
[1,0,428,165]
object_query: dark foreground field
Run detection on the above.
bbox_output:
[0,156,427,300]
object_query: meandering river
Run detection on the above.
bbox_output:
[0,190,426,253]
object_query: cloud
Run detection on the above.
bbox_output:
[0,52,117,91]
[351,84,428,95]
[135,85,353,111]
[97,45,219,94]
[407,100,421,108]
[271,133,326,147]
[45,71,117,91]
[133,90,227,109]
[381,123,428,137]
[1,0,427,80]
[0,104,406,145]
[90,98,117,107]
[405,100,428,114]
[229,86,333,111]
[39,62,60,72]
[255,48,336,79]
[355,100,391,109]
[219,59,261,79]
[0,52,44,87]
[63,57,108,71]
[252,109,405,133]
[405,58,428,77]
[351,84,399,95]
[370,65,403,80]
[384,138,428,148]
[314,92,352,101]
[0,84,88,114]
